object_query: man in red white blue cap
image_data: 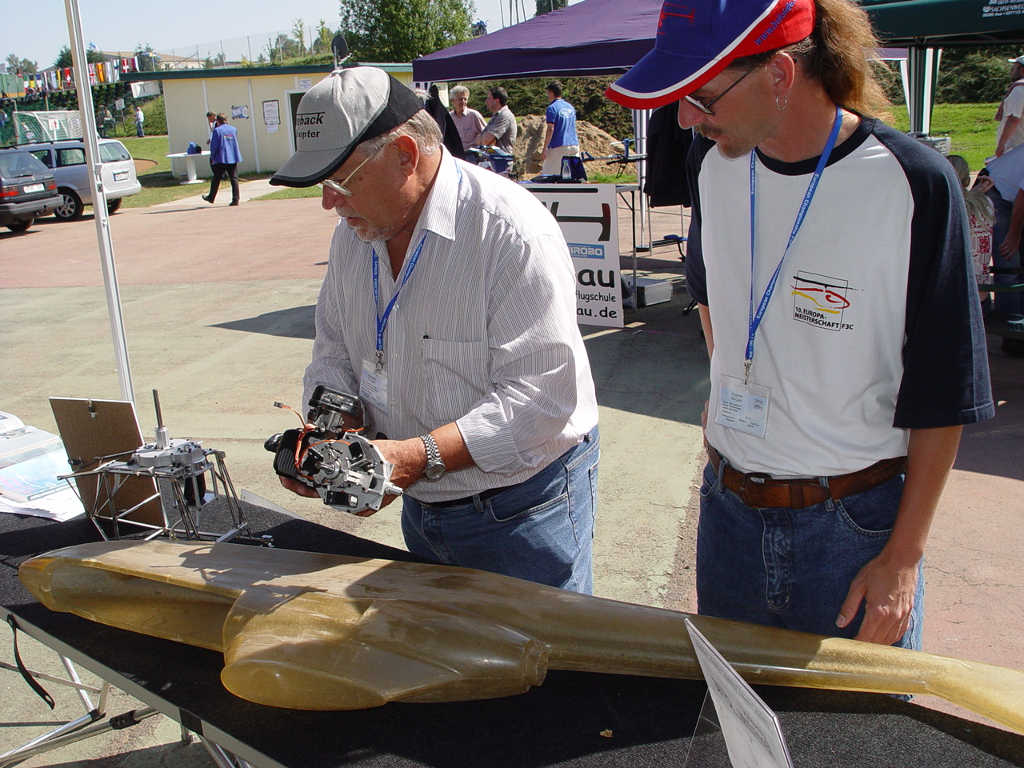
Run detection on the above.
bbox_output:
[609,0,993,650]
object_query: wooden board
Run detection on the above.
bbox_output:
[49,397,162,526]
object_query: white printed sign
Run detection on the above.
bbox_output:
[528,184,624,328]
[129,81,160,99]
[263,99,280,126]
[684,618,793,768]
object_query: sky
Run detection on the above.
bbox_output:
[3,0,540,71]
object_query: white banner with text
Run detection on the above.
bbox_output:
[528,184,624,328]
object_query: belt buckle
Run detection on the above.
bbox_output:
[737,471,773,504]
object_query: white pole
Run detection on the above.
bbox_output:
[898,57,910,124]
[922,48,934,136]
[247,78,260,173]
[64,0,134,403]
[633,108,650,249]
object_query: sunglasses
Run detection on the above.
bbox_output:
[321,139,392,196]
[683,66,759,116]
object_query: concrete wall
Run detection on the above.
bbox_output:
[163,68,414,179]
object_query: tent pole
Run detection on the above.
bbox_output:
[64,0,135,404]
[632,109,649,249]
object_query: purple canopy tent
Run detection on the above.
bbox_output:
[413,0,664,258]
[412,0,661,82]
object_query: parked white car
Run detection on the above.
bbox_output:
[24,139,142,220]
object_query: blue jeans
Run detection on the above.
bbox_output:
[401,427,599,593]
[696,461,923,650]
[988,188,1023,316]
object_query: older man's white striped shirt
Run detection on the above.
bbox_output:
[303,149,598,503]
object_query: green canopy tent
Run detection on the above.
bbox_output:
[860,0,1024,133]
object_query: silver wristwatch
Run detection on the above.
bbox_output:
[419,433,446,481]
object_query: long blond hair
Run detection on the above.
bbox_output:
[734,0,891,118]
[790,0,891,117]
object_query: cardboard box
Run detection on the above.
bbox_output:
[623,276,673,308]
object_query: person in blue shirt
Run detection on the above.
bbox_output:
[203,113,243,206]
[540,81,580,176]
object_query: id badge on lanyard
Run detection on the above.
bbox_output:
[715,375,770,439]
[360,359,388,413]
[714,107,842,441]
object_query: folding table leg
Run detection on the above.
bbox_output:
[0,707,159,767]
[201,737,255,768]
[1,630,160,768]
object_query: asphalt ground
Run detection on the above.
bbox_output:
[0,180,1021,765]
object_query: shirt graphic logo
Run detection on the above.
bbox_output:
[792,271,855,331]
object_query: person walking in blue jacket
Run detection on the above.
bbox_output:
[203,113,243,206]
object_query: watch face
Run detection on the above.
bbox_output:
[424,462,445,481]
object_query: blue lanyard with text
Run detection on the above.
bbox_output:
[371,234,426,371]
[745,106,842,384]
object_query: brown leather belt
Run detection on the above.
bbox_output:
[421,484,509,509]
[706,445,906,509]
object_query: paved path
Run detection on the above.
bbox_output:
[152,176,280,208]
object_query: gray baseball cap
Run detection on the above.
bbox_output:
[270,66,424,187]
[1009,55,1024,66]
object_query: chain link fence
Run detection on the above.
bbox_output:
[161,21,336,68]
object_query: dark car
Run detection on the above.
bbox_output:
[0,149,60,233]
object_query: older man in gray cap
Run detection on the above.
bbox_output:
[271,67,600,593]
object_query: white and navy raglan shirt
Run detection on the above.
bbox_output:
[685,117,994,478]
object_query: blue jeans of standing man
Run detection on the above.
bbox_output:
[987,187,1024,316]
[696,461,923,649]
[401,427,599,593]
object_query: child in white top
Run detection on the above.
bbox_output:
[949,154,994,313]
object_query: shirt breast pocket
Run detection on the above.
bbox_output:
[421,337,487,425]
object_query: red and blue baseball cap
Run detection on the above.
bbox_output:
[606,0,815,110]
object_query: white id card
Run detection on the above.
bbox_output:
[715,374,770,439]
[360,359,388,414]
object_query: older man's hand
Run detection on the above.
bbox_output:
[373,437,427,491]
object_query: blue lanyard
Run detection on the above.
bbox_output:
[745,106,842,384]
[371,234,426,371]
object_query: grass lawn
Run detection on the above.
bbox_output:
[886,102,998,172]
[589,170,638,184]
[256,186,321,201]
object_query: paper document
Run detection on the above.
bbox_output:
[0,410,84,520]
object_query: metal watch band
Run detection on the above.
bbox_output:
[420,433,445,480]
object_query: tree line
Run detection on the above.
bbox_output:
[6,9,1020,146]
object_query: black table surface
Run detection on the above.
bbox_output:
[2,507,1022,768]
